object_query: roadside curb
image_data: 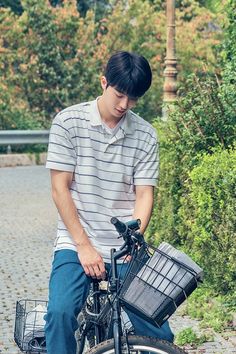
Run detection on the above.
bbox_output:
[0,153,47,168]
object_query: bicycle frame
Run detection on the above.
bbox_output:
[78,243,132,354]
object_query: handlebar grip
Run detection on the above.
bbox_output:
[110,217,127,234]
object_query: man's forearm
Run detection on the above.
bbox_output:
[52,188,90,247]
[132,186,154,234]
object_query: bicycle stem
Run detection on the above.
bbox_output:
[110,246,129,289]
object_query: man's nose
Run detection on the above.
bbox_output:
[120,97,129,109]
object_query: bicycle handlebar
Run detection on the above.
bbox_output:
[110,217,128,234]
[111,217,143,246]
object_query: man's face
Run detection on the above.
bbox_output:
[101,76,138,119]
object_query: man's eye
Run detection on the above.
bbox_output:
[116,94,123,98]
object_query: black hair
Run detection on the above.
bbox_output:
[104,51,152,99]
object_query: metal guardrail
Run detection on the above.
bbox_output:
[0,130,50,153]
[0,130,50,145]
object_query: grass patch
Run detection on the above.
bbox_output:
[183,287,234,332]
[175,328,213,346]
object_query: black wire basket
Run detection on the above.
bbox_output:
[14,299,48,353]
[119,244,201,327]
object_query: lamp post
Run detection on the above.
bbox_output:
[162,0,178,120]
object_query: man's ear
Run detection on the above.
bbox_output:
[101,76,108,90]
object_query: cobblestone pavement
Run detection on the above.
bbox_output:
[0,166,235,354]
[0,166,56,354]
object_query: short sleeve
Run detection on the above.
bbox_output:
[46,113,76,172]
[133,132,159,186]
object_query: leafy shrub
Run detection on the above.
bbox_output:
[185,287,233,331]
[0,98,44,130]
[146,0,236,296]
[147,71,236,247]
[175,327,212,346]
[178,147,236,293]
[175,328,200,346]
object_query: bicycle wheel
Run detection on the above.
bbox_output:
[87,335,187,354]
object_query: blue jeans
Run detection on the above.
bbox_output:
[45,250,174,354]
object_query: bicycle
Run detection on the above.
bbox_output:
[14,217,202,354]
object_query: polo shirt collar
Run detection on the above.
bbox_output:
[90,98,135,135]
[90,97,103,127]
[121,110,135,135]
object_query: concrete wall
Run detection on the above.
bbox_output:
[0,153,47,168]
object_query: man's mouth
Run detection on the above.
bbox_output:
[116,108,126,114]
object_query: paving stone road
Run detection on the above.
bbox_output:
[0,165,235,354]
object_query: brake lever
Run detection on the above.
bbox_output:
[131,232,144,245]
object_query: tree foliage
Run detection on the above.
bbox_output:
[0,0,221,130]
[0,0,23,15]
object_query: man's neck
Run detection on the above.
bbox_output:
[97,97,123,128]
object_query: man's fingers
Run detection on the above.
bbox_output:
[121,254,132,262]
[84,264,103,279]
[83,265,90,277]
[101,269,106,280]
[87,266,96,278]
[83,264,98,278]
[125,255,132,262]
[97,261,106,280]
[92,262,106,280]
[93,265,103,279]
[80,252,106,279]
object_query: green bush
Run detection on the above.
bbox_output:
[185,287,233,331]
[178,147,236,293]
[0,103,45,131]
[0,88,47,153]
[175,327,213,347]
[146,0,236,296]
[147,71,236,247]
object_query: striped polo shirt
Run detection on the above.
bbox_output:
[46,98,159,262]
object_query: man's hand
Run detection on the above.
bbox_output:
[77,243,106,280]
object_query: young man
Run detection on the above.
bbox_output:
[45,51,174,354]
